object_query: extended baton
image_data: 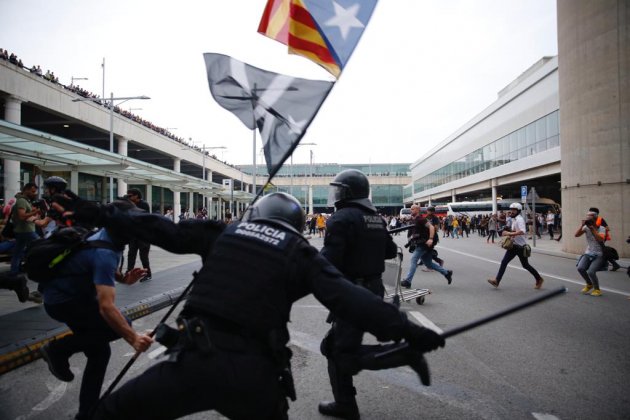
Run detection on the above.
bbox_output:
[100,271,198,401]
[375,286,567,359]
[388,224,413,235]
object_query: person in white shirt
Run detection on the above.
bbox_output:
[575,210,607,296]
[488,203,544,289]
[546,210,556,240]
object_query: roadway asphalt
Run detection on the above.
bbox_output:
[1,233,629,419]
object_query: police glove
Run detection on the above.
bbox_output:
[405,323,445,353]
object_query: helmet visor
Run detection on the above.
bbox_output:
[327,183,346,207]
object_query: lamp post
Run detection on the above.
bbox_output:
[289,142,316,196]
[73,93,150,202]
[309,148,315,215]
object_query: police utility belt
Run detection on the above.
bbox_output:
[154,315,297,401]
[155,315,268,360]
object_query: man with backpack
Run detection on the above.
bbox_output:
[37,199,152,420]
[10,182,41,275]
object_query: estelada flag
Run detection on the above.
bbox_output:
[258,0,378,78]
[204,53,334,180]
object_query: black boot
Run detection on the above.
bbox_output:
[360,343,431,386]
[318,400,360,420]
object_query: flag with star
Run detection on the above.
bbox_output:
[204,53,334,179]
[258,0,378,78]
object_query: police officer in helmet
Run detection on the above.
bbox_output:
[319,169,427,420]
[91,191,444,420]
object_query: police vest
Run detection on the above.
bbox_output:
[184,220,303,335]
[324,206,391,280]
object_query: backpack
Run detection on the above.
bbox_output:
[1,206,16,239]
[23,226,119,283]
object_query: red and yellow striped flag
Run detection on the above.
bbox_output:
[258,0,341,77]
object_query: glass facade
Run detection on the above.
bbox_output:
[243,163,410,212]
[238,163,410,178]
[413,111,559,194]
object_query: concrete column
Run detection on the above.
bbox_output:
[173,158,181,221]
[451,190,456,203]
[189,191,194,214]
[428,196,432,206]
[558,0,630,256]
[117,137,128,195]
[70,171,79,193]
[3,97,22,202]
[491,179,498,214]
[160,187,165,214]
[146,184,153,212]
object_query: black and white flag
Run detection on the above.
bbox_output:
[204,53,334,179]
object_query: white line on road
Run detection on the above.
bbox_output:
[148,345,167,360]
[410,311,443,334]
[31,381,68,412]
[532,413,561,420]
[438,246,630,297]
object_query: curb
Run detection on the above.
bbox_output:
[0,286,188,376]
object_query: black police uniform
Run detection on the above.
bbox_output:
[93,208,439,420]
[319,202,398,416]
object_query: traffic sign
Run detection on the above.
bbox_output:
[521,185,527,203]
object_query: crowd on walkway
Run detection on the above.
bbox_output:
[0,47,244,169]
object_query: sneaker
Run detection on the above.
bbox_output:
[27,290,43,304]
[487,278,499,288]
[140,269,152,282]
[445,270,453,285]
[534,278,544,289]
[400,280,412,289]
[590,289,602,297]
[581,285,593,294]
[40,342,74,382]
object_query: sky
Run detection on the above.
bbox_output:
[0,0,557,167]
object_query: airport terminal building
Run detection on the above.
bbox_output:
[404,56,560,208]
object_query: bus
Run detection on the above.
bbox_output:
[399,207,412,221]
[445,198,560,217]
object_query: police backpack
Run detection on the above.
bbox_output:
[23,226,118,283]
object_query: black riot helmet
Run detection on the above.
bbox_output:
[244,192,305,234]
[329,169,375,211]
[43,176,68,195]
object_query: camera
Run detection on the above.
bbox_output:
[584,219,593,226]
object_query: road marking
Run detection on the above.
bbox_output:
[31,381,68,412]
[532,413,561,420]
[438,247,630,297]
[410,311,443,334]
[148,345,167,360]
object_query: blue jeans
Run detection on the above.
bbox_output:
[404,245,448,284]
[11,231,39,273]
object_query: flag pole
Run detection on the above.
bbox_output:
[252,83,257,197]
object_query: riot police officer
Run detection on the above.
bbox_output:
[318,169,403,420]
[91,192,444,420]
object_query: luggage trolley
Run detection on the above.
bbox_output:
[385,247,431,307]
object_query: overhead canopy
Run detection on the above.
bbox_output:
[0,119,251,200]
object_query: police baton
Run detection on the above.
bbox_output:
[388,224,413,235]
[99,271,198,401]
[375,286,567,359]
